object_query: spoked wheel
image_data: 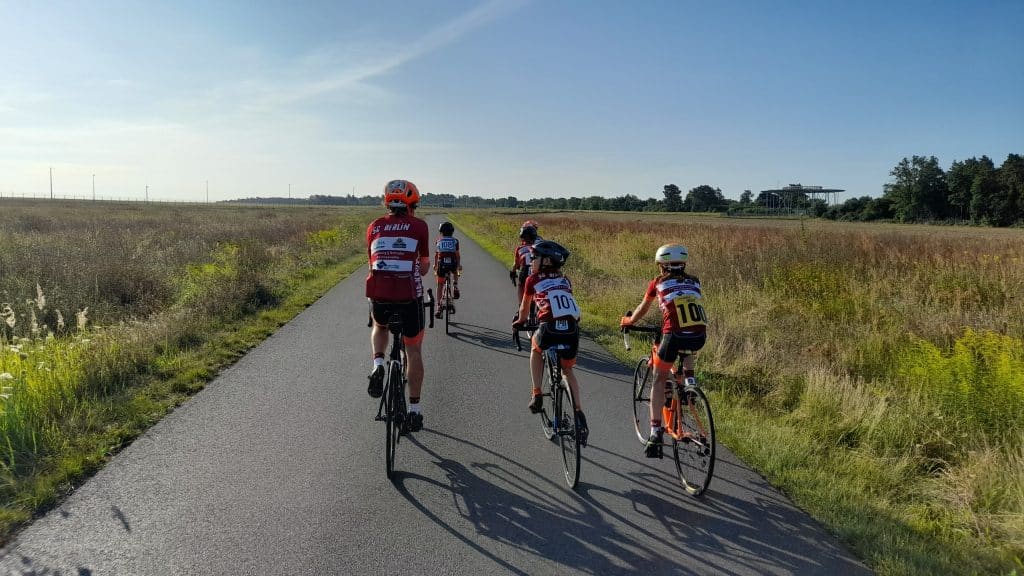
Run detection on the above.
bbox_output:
[384,364,404,479]
[632,357,653,444]
[672,385,716,496]
[556,378,581,490]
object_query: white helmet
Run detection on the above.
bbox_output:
[655,244,688,266]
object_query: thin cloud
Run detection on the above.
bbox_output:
[259,0,529,108]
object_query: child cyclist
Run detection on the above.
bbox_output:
[434,221,462,318]
[620,244,707,458]
[513,239,589,444]
[510,221,539,302]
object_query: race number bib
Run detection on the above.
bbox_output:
[547,290,581,319]
[671,295,707,329]
[437,238,458,252]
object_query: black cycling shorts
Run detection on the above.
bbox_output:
[656,331,706,365]
[371,300,424,339]
[435,263,459,278]
[532,318,579,361]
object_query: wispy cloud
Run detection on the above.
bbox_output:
[251,0,529,109]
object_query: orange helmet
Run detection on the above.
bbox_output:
[522,219,539,229]
[384,179,420,209]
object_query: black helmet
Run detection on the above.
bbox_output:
[439,221,454,235]
[530,240,569,268]
[519,225,538,242]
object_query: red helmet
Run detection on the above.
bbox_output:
[384,180,420,209]
[522,219,539,229]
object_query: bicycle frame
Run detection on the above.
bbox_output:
[623,327,702,442]
[368,290,435,479]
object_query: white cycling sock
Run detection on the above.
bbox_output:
[409,403,421,414]
[372,357,384,369]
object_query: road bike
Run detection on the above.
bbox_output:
[513,321,582,489]
[368,290,434,479]
[621,316,716,496]
[439,271,457,335]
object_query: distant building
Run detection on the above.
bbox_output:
[759,183,845,211]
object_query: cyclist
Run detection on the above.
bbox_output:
[620,244,707,458]
[365,179,431,432]
[513,239,589,444]
[434,221,461,319]
[510,223,538,304]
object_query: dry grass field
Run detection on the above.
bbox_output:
[0,200,374,538]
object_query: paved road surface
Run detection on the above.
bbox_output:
[0,215,870,575]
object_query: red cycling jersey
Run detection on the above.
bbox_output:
[523,271,581,322]
[514,241,533,271]
[646,276,707,335]
[365,213,429,301]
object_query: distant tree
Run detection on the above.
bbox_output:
[808,198,829,217]
[739,190,753,205]
[999,153,1024,220]
[685,185,726,212]
[827,196,872,221]
[861,197,894,220]
[969,160,1010,225]
[883,156,948,221]
[946,157,991,220]
[662,184,683,212]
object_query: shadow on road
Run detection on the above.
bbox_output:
[446,323,528,359]
[6,553,93,576]
[395,430,695,575]
[394,429,867,576]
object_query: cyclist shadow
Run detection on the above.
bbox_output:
[577,445,868,575]
[394,430,695,575]
[445,322,527,359]
[572,345,633,385]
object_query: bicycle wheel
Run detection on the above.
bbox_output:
[538,353,556,440]
[556,378,581,490]
[384,362,403,479]
[444,277,452,335]
[672,385,716,496]
[632,357,653,444]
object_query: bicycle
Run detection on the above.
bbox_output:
[439,271,457,335]
[513,321,582,489]
[368,290,435,479]
[621,315,716,497]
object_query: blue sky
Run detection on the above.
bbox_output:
[2,0,1022,202]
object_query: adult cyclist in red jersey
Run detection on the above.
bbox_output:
[434,221,461,318]
[365,179,431,431]
[513,239,589,444]
[620,244,707,458]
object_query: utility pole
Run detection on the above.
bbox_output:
[49,167,53,199]
[288,183,291,200]
[206,180,209,203]
[92,174,95,201]
[145,185,149,202]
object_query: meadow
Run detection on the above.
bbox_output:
[0,200,374,539]
[452,210,1024,576]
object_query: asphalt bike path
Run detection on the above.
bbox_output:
[0,215,871,575]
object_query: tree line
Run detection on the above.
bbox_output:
[226,152,1022,227]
